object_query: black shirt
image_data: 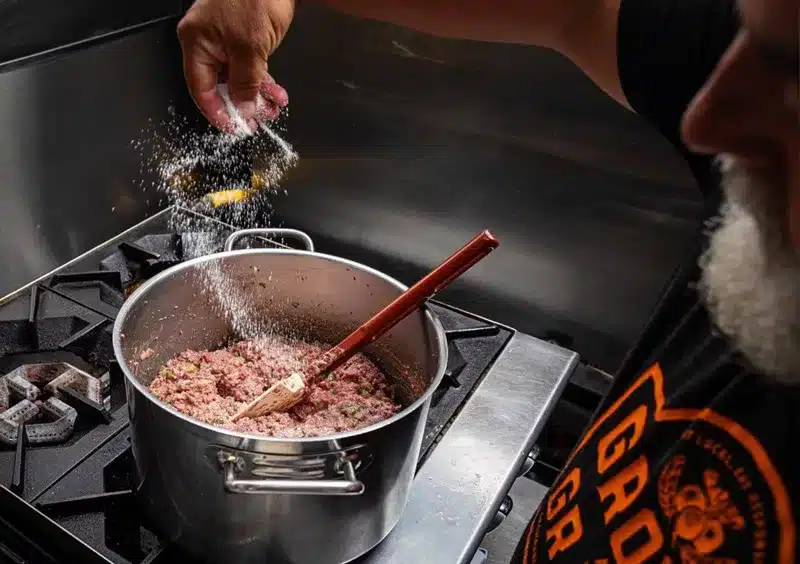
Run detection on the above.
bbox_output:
[511,0,799,562]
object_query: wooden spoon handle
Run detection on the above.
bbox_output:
[315,230,499,379]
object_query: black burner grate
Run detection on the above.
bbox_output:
[431,325,502,407]
[99,235,183,289]
[33,432,180,564]
[0,285,128,501]
[47,230,228,318]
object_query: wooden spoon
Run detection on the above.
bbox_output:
[230,230,499,422]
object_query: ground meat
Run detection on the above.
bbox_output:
[148,335,401,438]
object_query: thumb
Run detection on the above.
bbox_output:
[227,52,266,121]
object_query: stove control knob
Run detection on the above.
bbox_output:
[487,495,513,532]
[518,448,538,478]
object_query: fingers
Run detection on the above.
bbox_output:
[179,29,288,129]
[257,76,289,120]
[227,52,267,122]
[262,75,289,107]
[178,21,233,131]
[257,96,280,121]
[183,56,232,131]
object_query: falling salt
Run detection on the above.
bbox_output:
[217,84,252,138]
[217,84,298,163]
[258,119,297,161]
[133,81,300,339]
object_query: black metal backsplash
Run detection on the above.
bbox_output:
[0,0,183,66]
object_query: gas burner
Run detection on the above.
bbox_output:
[0,285,128,500]
[0,363,108,446]
[0,210,580,564]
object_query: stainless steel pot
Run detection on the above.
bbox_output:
[112,228,447,564]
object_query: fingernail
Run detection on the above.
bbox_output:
[264,83,289,107]
[237,100,256,120]
[264,104,280,120]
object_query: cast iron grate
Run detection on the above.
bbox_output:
[35,443,178,563]
[0,285,124,497]
[47,231,225,316]
[431,325,501,407]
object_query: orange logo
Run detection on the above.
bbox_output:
[522,363,796,564]
[658,456,745,563]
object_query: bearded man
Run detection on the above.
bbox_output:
[177,0,799,560]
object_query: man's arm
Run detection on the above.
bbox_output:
[313,0,630,108]
[312,0,740,152]
[178,0,629,126]
[180,0,736,140]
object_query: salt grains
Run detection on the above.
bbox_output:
[217,84,253,137]
[134,81,299,339]
[217,83,299,163]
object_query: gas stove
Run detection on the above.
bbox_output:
[0,206,584,564]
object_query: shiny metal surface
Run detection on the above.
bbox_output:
[0,206,174,305]
[361,332,578,564]
[487,496,513,532]
[225,228,316,252]
[113,243,448,564]
[0,1,181,64]
[6,205,577,562]
[267,4,706,372]
[0,18,192,301]
[221,453,365,495]
[470,549,489,564]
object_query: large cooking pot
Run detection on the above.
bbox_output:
[112,228,447,564]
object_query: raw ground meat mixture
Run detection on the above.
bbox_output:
[148,335,401,438]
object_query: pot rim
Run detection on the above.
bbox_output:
[112,248,448,444]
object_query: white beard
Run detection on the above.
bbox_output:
[699,155,800,385]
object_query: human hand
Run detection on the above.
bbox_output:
[177,0,294,131]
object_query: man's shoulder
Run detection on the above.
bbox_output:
[517,362,797,563]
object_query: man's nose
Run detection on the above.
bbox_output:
[682,34,783,166]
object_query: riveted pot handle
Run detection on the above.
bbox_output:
[224,228,315,253]
[221,454,364,496]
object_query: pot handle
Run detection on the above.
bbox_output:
[224,228,315,253]
[221,454,365,496]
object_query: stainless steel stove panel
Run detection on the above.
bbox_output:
[359,333,576,563]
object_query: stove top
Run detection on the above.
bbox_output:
[0,285,128,502]
[42,207,233,320]
[0,206,578,564]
